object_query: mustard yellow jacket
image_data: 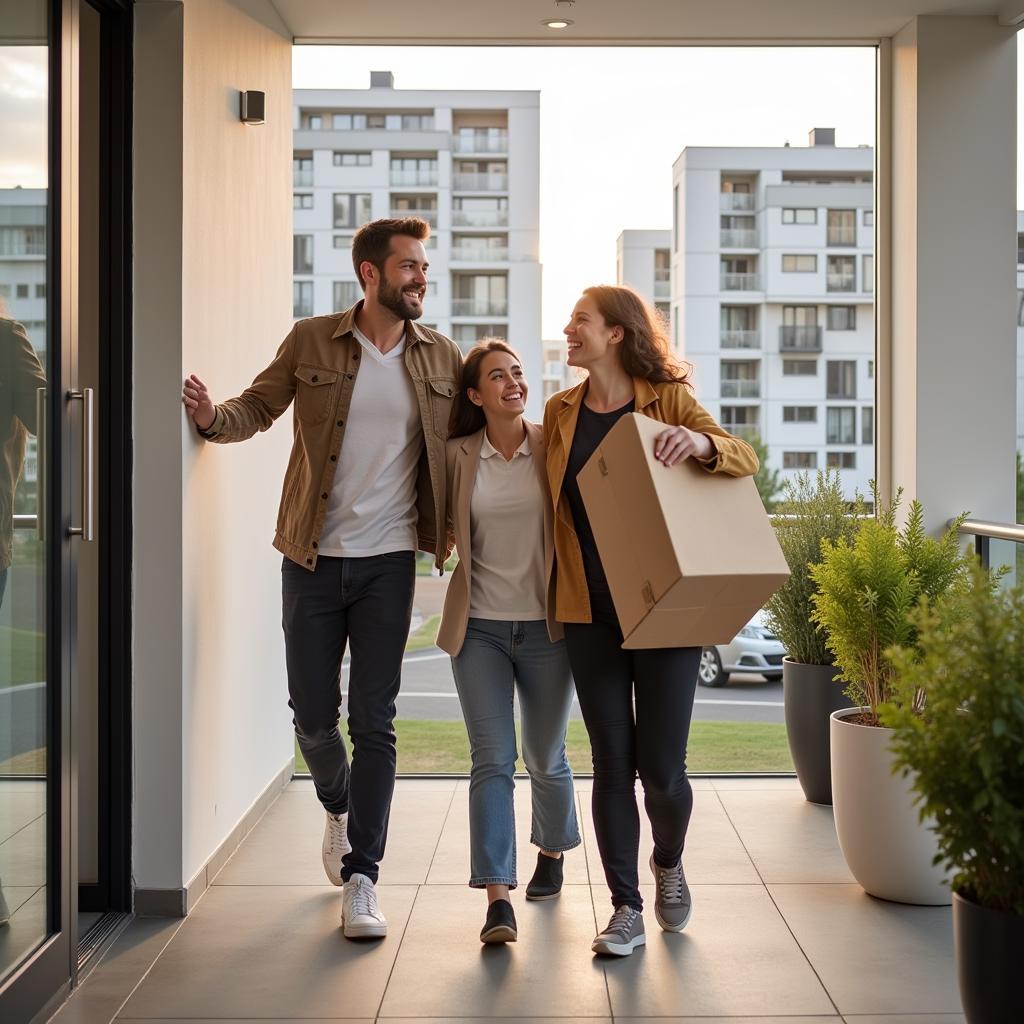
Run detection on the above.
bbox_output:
[542,376,760,623]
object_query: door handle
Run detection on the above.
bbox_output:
[35,386,46,540]
[67,388,94,542]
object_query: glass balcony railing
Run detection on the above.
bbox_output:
[450,246,509,262]
[721,272,760,290]
[390,170,438,187]
[956,519,1024,584]
[293,169,314,187]
[452,132,508,154]
[721,422,761,441]
[720,192,755,211]
[453,172,508,191]
[720,329,760,349]
[827,272,857,292]
[452,209,509,227]
[827,227,857,246]
[653,278,670,299]
[390,208,438,226]
[452,297,509,317]
[721,228,759,248]
[720,378,761,399]
[779,325,823,351]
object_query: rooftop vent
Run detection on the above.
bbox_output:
[370,70,394,89]
[809,127,836,147]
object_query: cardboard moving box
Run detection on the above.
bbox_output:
[577,412,790,649]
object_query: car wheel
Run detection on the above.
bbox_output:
[698,647,729,687]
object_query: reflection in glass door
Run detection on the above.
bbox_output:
[0,0,52,989]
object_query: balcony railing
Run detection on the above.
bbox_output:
[452,209,509,228]
[827,272,857,292]
[827,227,857,246]
[453,172,508,191]
[390,208,438,226]
[450,246,510,262]
[721,422,760,440]
[721,272,760,290]
[720,193,755,211]
[720,329,760,349]
[653,278,670,299]
[0,238,46,257]
[453,133,508,154]
[721,229,759,248]
[390,170,438,187]
[720,379,761,399]
[293,169,313,187]
[779,325,823,352]
[452,297,509,317]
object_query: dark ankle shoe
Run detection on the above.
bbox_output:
[480,899,517,943]
[526,852,564,901]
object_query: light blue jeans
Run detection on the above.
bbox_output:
[451,618,581,888]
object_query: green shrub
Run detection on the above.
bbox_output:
[809,486,969,723]
[881,560,1024,914]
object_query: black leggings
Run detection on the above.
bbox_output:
[563,589,700,912]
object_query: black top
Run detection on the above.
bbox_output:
[564,398,636,590]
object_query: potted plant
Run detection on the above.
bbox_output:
[882,561,1023,1022]
[809,487,969,904]
[764,470,859,804]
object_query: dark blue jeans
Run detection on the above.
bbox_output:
[282,551,415,883]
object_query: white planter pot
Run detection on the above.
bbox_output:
[830,707,951,905]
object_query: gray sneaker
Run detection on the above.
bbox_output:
[592,905,645,956]
[650,853,692,932]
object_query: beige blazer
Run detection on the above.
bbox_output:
[436,421,562,657]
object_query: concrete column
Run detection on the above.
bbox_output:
[884,16,1017,530]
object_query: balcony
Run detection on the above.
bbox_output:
[450,245,509,262]
[293,168,313,187]
[720,329,760,349]
[720,192,755,211]
[720,272,760,291]
[452,132,508,154]
[390,170,438,187]
[722,421,761,441]
[720,378,761,399]
[827,227,857,246]
[452,209,509,228]
[720,228,759,248]
[827,273,857,292]
[653,277,670,299]
[452,297,509,316]
[779,325,823,352]
[453,172,508,191]
[0,236,46,257]
[390,208,438,227]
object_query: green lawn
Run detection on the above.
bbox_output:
[405,614,442,653]
[0,626,45,689]
[294,719,793,776]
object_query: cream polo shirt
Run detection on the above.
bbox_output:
[468,430,547,621]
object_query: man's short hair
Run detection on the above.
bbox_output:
[351,217,430,290]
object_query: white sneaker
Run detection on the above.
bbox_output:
[341,873,387,939]
[322,811,350,886]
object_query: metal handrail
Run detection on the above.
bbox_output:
[954,518,1024,543]
[14,515,37,530]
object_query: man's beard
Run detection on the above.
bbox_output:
[378,275,424,321]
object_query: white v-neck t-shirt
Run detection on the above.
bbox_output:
[317,325,424,557]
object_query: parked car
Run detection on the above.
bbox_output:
[698,611,785,687]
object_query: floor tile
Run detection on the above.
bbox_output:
[579,788,760,886]
[0,886,47,983]
[620,1018,840,1024]
[842,1016,966,1024]
[119,1020,374,1023]
[288,777,459,793]
[215,789,452,886]
[379,884,610,1017]
[118,884,417,1019]
[711,776,802,790]
[717,790,854,883]
[0,780,46,845]
[601,884,835,1017]
[573,778,715,792]
[0,884,40,918]
[0,814,45,886]
[768,884,961,1014]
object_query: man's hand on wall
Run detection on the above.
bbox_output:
[182,374,216,431]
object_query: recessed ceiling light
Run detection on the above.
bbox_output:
[542,18,573,29]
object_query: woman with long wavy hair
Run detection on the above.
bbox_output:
[543,286,758,956]
[437,339,580,945]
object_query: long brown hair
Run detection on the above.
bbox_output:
[582,284,692,388]
[448,338,522,439]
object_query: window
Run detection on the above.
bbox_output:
[34,283,45,299]
[782,254,817,272]
[782,358,817,376]
[401,113,435,130]
[333,151,372,166]
[333,234,353,250]
[307,114,322,130]
[334,193,372,228]
[453,324,507,344]
[293,156,313,185]
[783,452,818,469]
[863,254,874,293]
[864,210,874,227]
[719,406,760,439]
[673,184,679,250]
[654,248,671,281]
[827,451,857,469]
[827,306,856,330]
[452,273,507,316]
[783,306,817,326]
[827,360,857,399]
[862,407,875,445]
[826,407,857,444]
[827,209,856,246]
[782,208,817,225]
[783,406,817,423]
[827,255,856,291]
[293,235,313,275]
[293,281,314,318]
[720,360,760,398]
[868,359,874,378]
[16,283,29,299]
[333,281,360,310]
[293,193,313,210]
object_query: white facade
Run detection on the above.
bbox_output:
[293,75,543,417]
[616,229,672,329]
[672,133,875,496]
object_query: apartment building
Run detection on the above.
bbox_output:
[0,188,47,353]
[293,73,543,416]
[615,229,672,329]
[672,129,875,495]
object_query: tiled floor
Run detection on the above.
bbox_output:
[50,777,965,1024]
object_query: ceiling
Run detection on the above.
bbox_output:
[267,0,1024,45]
